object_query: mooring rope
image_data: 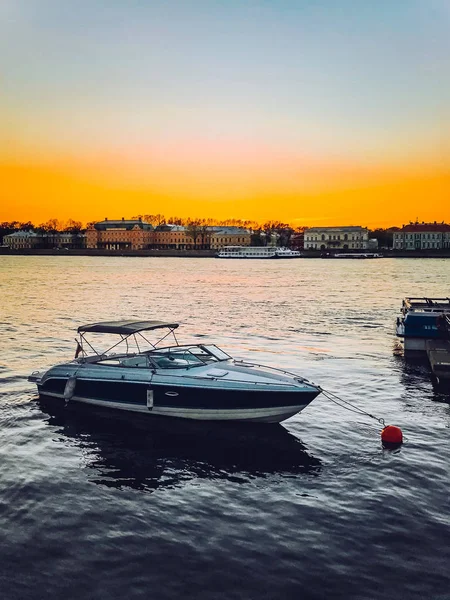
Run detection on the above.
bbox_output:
[320,388,386,427]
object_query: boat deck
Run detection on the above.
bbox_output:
[403,297,450,312]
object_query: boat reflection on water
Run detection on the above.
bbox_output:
[38,398,322,492]
[395,354,450,403]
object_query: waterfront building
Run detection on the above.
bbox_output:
[41,232,85,249]
[55,233,86,249]
[152,225,250,250]
[153,225,200,249]
[84,220,250,251]
[392,223,450,250]
[86,218,154,250]
[3,231,86,249]
[3,231,41,249]
[209,227,251,250]
[303,226,370,250]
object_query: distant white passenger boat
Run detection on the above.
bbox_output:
[217,246,302,259]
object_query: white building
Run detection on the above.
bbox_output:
[303,226,369,250]
[3,230,85,249]
[3,231,41,249]
[392,223,450,250]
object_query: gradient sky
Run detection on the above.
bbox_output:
[1,0,449,226]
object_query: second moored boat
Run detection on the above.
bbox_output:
[395,297,450,352]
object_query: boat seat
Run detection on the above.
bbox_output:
[154,357,191,368]
[121,356,148,367]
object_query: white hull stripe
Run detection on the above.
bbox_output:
[403,338,428,351]
[40,392,307,422]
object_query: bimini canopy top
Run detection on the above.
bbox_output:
[78,320,179,335]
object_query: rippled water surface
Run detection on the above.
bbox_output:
[1,256,449,600]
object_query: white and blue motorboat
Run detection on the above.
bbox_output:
[29,320,321,423]
[396,297,450,352]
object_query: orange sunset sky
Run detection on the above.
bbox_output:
[1,1,449,227]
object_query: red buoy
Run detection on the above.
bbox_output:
[381,425,403,446]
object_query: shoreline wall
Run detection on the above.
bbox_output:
[1,248,450,258]
[0,248,217,258]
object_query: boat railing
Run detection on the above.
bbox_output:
[404,297,450,308]
[151,372,307,387]
[232,360,307,381]
[151,359,313,388]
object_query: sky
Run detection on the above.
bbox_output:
[1,0,449,227]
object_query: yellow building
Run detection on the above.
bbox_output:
[85,220,251,251]
[86,218,154,250]
[209,228,251,249]
[153,226,198,249]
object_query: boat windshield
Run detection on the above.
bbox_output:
[148,345,231,369]
[82,343,232,369]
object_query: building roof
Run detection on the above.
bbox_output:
[210,227,250,235]
[153,225,249,234]
[4,230,39,238]
[166,225,185,231]
[94,219,153,231]
[305,226,367,232]
[5,231,85,238]
[398,223,450,232]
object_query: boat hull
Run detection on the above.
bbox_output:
[37,390,312,423]
[397,337,428,352]
[396,312,449,353]
[36,376,319,424]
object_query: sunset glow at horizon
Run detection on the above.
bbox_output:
[1,0,449,227]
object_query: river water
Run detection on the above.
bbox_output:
[0,256,449,600]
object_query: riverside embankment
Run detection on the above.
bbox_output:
[1,248,450,258]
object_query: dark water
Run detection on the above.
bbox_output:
[1,256,449,600]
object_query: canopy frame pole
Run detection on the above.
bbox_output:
[137,332,156,349]
[133,333,141,354]
[152,327,179,348]
[75,337,87,358]
[102,334,134,356]
[79,333,100,356]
